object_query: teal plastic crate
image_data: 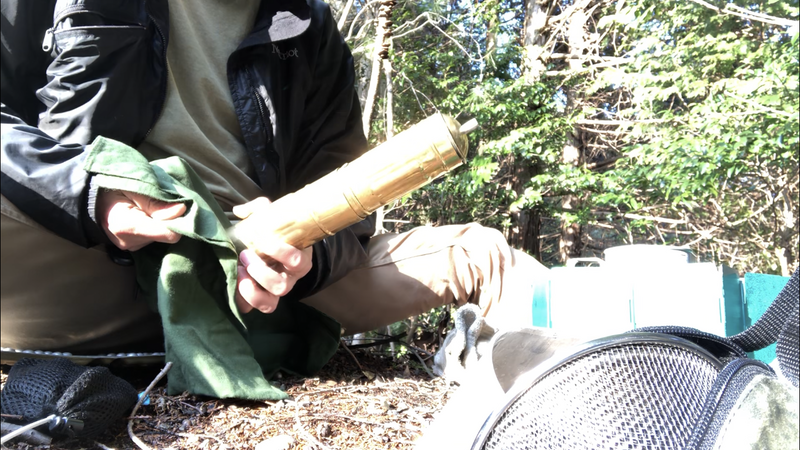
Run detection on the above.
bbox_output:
[544,261,735,337]
[741,273,791,362]
[531,246,790,364]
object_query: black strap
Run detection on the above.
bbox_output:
[729,267,799,387]
[776,295,798,387]
[630,325,746,361]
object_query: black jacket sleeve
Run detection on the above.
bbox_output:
[0,0,104,246]
[1,0,159,247]
[284,0,375,299]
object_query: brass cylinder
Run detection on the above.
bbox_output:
[229,113,475,252]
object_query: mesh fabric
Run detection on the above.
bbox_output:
[631,326,746,363]
[481,342,720,450]
[776,290,799,387]
[688,361,775,450]
[0,358,138,438]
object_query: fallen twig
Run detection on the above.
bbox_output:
[406,346,436,379]
[178,400,204,413]
[313,414,384,426]
[301,384,372,396]
[395,339,435,358]
[0,414,24,421]
[128,362,172,450]
[0,421,52,446]
[175,431,221,442]
[340,338,366,374]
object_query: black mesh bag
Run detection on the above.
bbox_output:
[471,267,799,450]
[1,357,138,438]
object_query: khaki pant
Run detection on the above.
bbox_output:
[0,195,161,352]
[1,194,544,351]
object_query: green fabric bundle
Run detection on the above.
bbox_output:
[84,136,341,399]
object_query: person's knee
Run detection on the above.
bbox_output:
[455,222,510,253]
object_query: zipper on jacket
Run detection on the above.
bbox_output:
[142,12,169,141]
[252,87,283,191]
[42,5,90,49]
[43,8,147,53]
[53,6,147,28]
[42,28,55,52]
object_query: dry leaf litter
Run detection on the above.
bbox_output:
[1,345,458,450]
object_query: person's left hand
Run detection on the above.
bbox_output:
[232,197,313,314]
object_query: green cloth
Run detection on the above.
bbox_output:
[85,136,341,400]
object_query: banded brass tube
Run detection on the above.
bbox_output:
[228,113,478,252]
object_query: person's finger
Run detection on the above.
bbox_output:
[126,207,182,240]
[128,191,187,221]
[246,236,312,275]
[148,202,186,221]
[235,266,255,314]
[241,250,293,297]
[234,290,254,314]
[98,189,187,250]
[237,265,279,313]
[105,203,182,250]
[232,196,272,220]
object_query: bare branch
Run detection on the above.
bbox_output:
[687,0,798,28]
[390,12,485,62]
[128,362,173,450]
[576,118,669,125]
[725,93,798,119]
[347,1,382,40]
[337,0,356,32]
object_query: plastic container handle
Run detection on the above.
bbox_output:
[566,257,605,268]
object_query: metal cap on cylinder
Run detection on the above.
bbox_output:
[441,114,470,161]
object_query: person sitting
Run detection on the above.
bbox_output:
[1,0,544,363]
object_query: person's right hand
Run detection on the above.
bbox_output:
[96,189,187,251]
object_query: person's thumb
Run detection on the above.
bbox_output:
[232,197,272,220]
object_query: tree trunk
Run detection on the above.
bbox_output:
[484,9,498,77]
[522,0,551,82]
[384,59,394,140]
[506,160,540,256]
[505,0,552,256]
[373,58,395,236]
[558,8,589,263]
[352,2,397,343]
[361,1,395,138]
[362,46,382,137]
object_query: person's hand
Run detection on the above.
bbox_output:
[96,189,187,251]
[232,197,313,314]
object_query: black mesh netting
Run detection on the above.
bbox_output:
[630,326,747,363]
[777,298,799,387]
[1,358,138,438]
[481,342,721,450]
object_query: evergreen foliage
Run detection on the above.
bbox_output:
[338,0,799,275]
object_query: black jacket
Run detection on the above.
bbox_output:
[0,0,374,299]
